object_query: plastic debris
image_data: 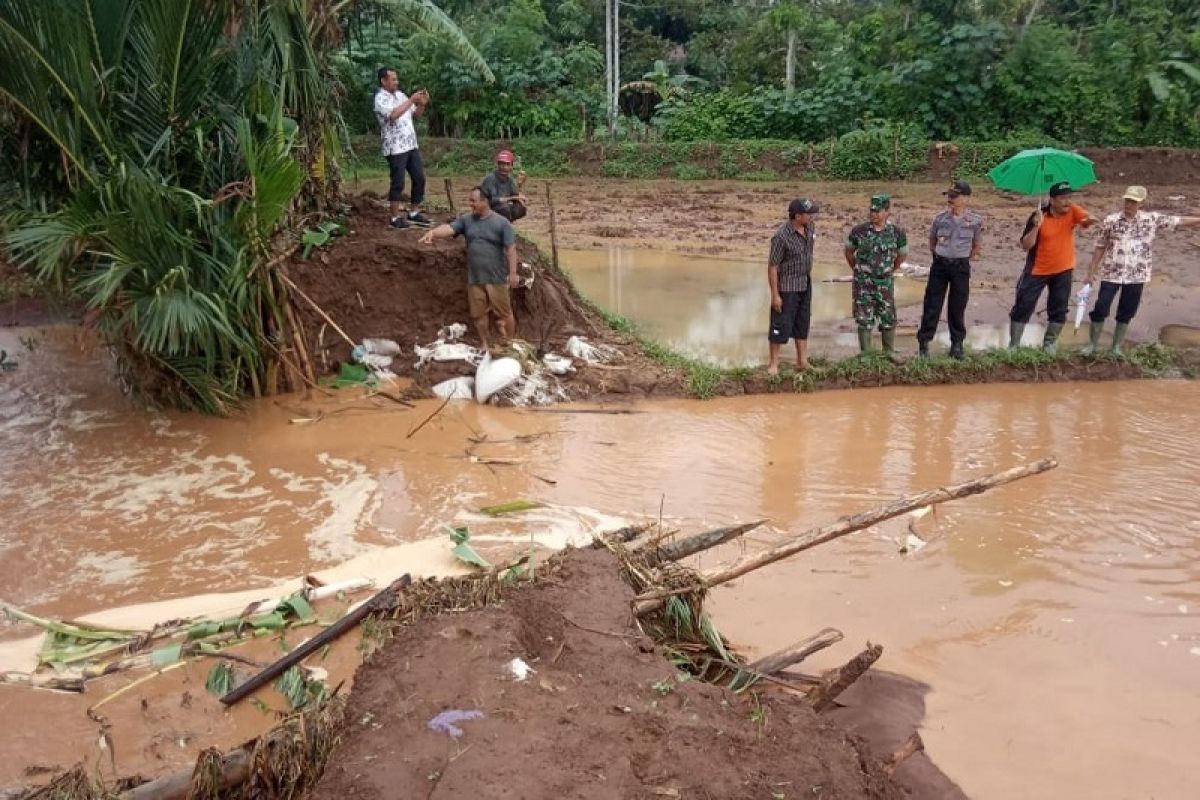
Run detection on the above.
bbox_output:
[565,335,620,365]
[475,353,522,403]
[1074,282,1092,330]
[515,261,536,289]
[427,709,485,738]
[432,376,475,400]
[438,322,468,342]
[508,658,535,682]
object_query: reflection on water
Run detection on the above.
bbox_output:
[1,327,1199,799]
[564,246,925,366]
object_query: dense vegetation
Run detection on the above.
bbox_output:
[337,0,1200,146]
[0,0,488,412]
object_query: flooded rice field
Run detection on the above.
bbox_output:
[563,245,1095,365]
[1,325,1198,799]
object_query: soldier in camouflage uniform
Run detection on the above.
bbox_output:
[844,194,908,353]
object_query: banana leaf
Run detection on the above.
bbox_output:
[448,525,491,568]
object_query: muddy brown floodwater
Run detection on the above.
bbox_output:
[2,321,1199,798]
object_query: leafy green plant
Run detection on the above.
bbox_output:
[301,221,346,260]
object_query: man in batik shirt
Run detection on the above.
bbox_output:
[1084,185,1200,354]
[844,194,907,354]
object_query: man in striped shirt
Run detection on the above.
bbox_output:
[767,198,819,374]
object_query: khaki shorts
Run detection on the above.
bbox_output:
[467,283,513,320]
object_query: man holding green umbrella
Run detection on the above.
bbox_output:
[1008,182,1097,351]
[988,149,1099,352]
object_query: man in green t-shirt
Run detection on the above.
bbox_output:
[844,194,908,354]
[480,150,528,222]
[420,187,519,349]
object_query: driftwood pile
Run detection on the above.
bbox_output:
[4,457,1057,800]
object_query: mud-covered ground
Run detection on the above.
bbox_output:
[313,549,917,800]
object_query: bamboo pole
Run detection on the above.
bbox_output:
[634,457,1057,614]
[545,183,560,272]
[220,575,411,706]
[641,520,766,567]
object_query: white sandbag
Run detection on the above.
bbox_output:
[432,376,475,400]
[475,354,522,403]
[414,341,482,368]
[542,353,575,375]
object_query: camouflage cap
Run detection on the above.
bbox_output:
[869,194,891,211]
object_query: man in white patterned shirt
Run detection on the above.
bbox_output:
[1083,185,1200,354]
[374,67,432,230]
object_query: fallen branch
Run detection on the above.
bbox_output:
[806,643,883,713]
[634,457,1057,614]
[220,575,411,706]
[748,628,843,675]
[641,520,767,567]
[591,522,654,547]
[119,750,251,800]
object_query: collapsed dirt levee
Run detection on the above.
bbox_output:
[286,197,680,399]
[310,548,902,800]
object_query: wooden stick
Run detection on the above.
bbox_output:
[806,643,883,713]
[545,183,560,272]
[634,458,1057,614]
[885,732,925,777]
[220,575,411,706]
[278,272,355,348]
[641,520,767,566]
[406,395,452,439]
[748,628,843,674]
[444,177,455,213]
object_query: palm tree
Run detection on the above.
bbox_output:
[0,0,490,413]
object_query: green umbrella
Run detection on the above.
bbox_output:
[986,147,1097,196]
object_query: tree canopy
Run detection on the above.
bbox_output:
[338,0,1200,145]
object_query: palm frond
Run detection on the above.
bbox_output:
[376,0,494,83]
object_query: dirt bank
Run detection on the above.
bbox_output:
[312,548,903,800]
[397,138,1200,187]
[286,196,683,399]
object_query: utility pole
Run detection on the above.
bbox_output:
[605,0,620,137]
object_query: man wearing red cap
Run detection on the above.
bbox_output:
[481,150,528,222]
